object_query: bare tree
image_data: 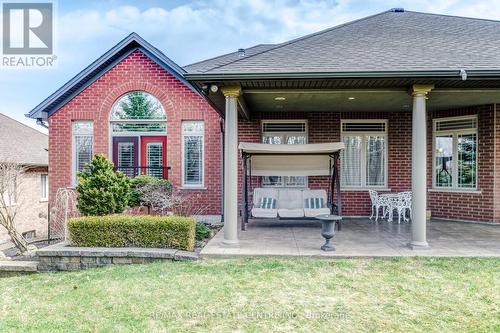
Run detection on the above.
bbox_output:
[170,192,207,217]
[0,162,36,253]
[136,181,177,215]
[49,188,79,241]
[135,182,206,217]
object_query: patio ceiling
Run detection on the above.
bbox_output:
[196,80,500,117]
[243,88,500,113]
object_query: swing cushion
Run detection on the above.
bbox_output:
[259,197,277,209]
[303,190,331,217]
[277,189,305,218]
[304,197,326,209]
[251,188,278,218]
[251,207,278,218]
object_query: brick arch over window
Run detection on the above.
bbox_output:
[95,81,174,153]
[98,81,174,121]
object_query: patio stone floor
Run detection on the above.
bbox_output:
[201,218,500,258]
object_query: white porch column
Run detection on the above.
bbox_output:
[221,86,241,245]
[410,84,434,249]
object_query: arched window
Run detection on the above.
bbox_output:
[110,91,166,133]
[110,91,168,179]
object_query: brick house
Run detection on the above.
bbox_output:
[0,114,48,243]
[28,9,500,247]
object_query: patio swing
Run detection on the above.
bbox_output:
[239,142,345,231]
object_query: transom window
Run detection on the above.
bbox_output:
[110,91,166,133]
[261,120,308,187]
[341,120,388,188]
[433,116,477,190]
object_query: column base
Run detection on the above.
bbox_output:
[408,241,430,250]
[221,239,239,247]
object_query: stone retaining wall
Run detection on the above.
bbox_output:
[37,242,198,272]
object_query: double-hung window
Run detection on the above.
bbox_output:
[433,116,477,190]
[40,174,48,201]
[182,121,204,187]
[72,121,93,185]
[341,120,388,188]
[261,120,308,187]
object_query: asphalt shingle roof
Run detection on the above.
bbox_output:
[184,44,277,73]
[0,114,48,166]
[184,10,500,74]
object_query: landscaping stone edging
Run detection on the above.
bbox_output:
[36,242,198,272]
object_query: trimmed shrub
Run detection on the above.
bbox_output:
[76,155,131,216]
[129,175,172,207]
[68,215,196,251]
[195,223,211,241]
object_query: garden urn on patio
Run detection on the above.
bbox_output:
[316,214,342,251]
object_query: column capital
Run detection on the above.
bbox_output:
[410,84,434,96]
[221,86,242,98]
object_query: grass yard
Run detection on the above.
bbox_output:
[0,258,498,332]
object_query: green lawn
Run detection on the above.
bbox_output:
[0,258,498,332]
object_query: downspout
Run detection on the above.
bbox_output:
[220,117,225,223]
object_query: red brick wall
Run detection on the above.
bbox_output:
[238,106,497,222]
[48,50,222,216]
[495,105,500,222]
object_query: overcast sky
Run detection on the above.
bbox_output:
[1,0,500,133]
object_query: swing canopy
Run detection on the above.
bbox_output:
[239,142,345,230]
[238,142,345,176]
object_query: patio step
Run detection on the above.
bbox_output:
[0,260,38,272]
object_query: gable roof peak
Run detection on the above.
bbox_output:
[27,32,195,120]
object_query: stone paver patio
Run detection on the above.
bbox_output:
[201,218,500,258]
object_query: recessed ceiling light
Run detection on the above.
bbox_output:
[348,97,355,100]
[274,96,286,101]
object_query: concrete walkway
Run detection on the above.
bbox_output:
[201,218,500,258]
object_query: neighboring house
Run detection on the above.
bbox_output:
[28,9,500,247]
[0,114,48,243]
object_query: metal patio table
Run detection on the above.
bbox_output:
[378,193,399,222]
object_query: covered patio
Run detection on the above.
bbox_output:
[185,10,500,251]
[201,218,500,257]
[203,83,500,250]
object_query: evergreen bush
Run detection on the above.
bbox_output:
[76,155,131,216]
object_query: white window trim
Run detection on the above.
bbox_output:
[261,119,309,188]
[432,115,478,191]
[340,119,388,189]
[72,121,94,186]
[261,119,309,140]
[40,174,48,202]
[181,121,205,188]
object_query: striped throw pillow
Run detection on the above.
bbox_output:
[304,197,325,209]
[260,197,276,209]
